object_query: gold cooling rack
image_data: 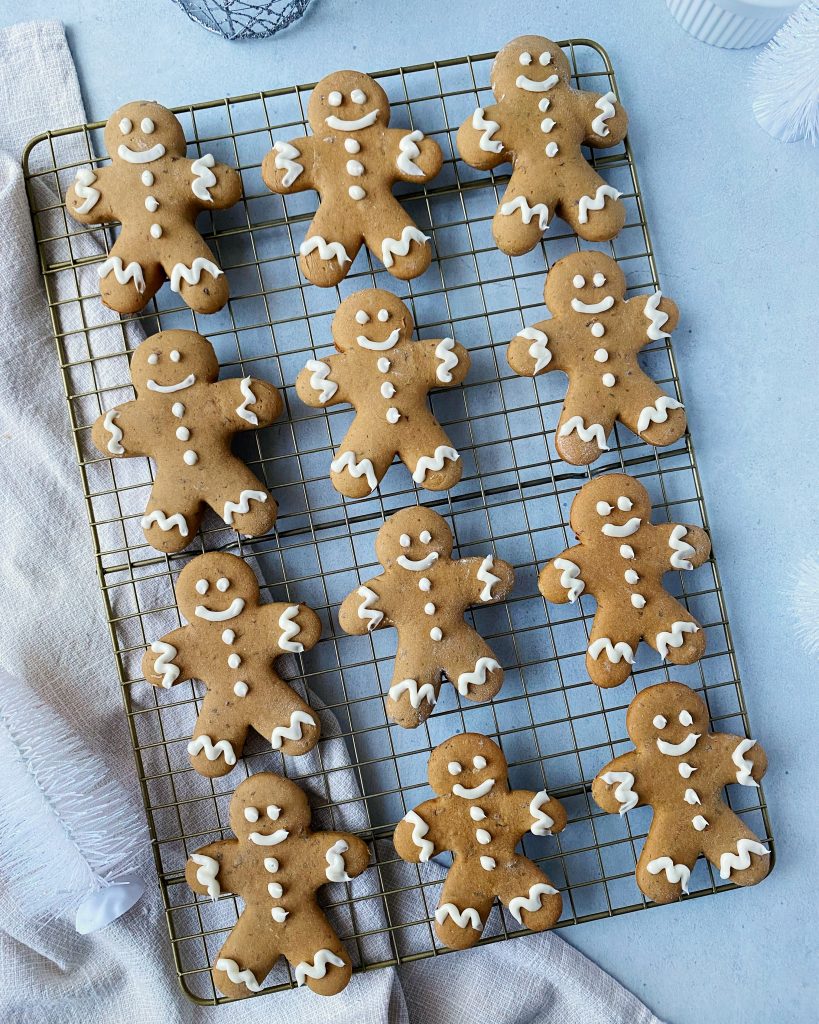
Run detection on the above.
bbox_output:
[23,40,774,1004]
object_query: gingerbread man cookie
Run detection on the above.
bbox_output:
[92,329,282,553]
[394,733,566,948]
[143,552,321,776]
[338,507,514,727]
[593,682,770,903]
[295,289,469,497]
[186,772,369,997]
[66,101,241,314]
[507,251,685,465]
[539,474,711,687]
[262,71,442,286]
[457,35,628,253]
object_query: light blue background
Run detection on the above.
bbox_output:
[3,0,817,1020]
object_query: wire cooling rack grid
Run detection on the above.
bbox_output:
[23,40,773,1003]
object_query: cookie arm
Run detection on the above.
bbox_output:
[624,292,680,352]
[261,135,316,194]
[185,839,241,898]
[456,102,507,171]
[538,545,592,605]
[456,555,515,607]
[338,576,391,635]
[711,733,768,789]
[393,798,444,863]
[91,398,148,458]
[141,625,194,690]
[266,602,322,656]
[654,522,711,573]
[577,89,629,149]
[65,164,117,224]
[295,353,350,409]
[212,377,283,431]
[187,155,242,209]
[388,127,443,184]
[418,337,470,390]
[507,318,566,377]
[511,789,568,838]
[311,831,371,887]
[591,751,641,815]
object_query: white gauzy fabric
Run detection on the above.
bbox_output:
[0,19,663,1024]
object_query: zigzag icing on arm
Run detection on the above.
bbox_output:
[668,524,696,570]
[99,256,145,293]
[719,838,769,879]
[455,657,500,696]
[389,678,437,709]
[591,91,617,136]
[169,258,223,293]
[472,107,503,153]
[412,445,459,483]
[190,153,217,201]
[558,416,610,451]
[655,620,698,659]
[636,395,683,435]
[357,586,384,630]
[600,771,639,814]
[270,710,316,749]
[277,605,304,652]
[476,554,501,601]
[305,359,338,403]
[141,510,189,537]
[103,409,125,454]
[403,809,434,860]
[397,129,425,176]
[499,195,549,231]
[643,291,671,340]
[216,957,261,992]
[325,839,352,882]
[187,735,236,765]
[529,790,555,835]
[299,235,351,266]
[235,377,259,425]
[150,640,180,688]
[330,450,377,491]
[553,557,584,602]
[732,738,760,786]
[73,167,100,213]
[515,326,551,373]
[577,183,622,224]
[646,857,690,893]
[381,225,430,268]
[435,337,459,383]
[588,637,635,664]
[435,903,482,930]
[191,854,221,898]
[272,140,303,187]
[223,489,267,525]
[294,949,346,986]
[508,882,558,924]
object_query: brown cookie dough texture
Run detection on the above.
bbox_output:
[262,70,442,286]
[65,101,241,314]
[92,329,282,553]
[457,35,628,253]
[507,251,685,465]
[143,552,321,776]
[296,289,470,497]
[593,682,770,903]
[186,772,370,997]
[539,474,711,687]
[339,507,514,727]
[394,733,566,949]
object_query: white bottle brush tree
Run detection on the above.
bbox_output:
[752,1,819,143]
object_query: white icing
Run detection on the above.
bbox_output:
[278,605,303,653]
[175,426,190,441]
[377,309,389,322]
[515,73,559,93]
[222,628,234,643]
[141,170,153,186]
[631,593,646,608]
[325,839,352,882]
[596,501,612,515]
[558,416,609,451]
[480,856,496,871]
[304,359,338,403]
[602,373,616,388]
[553,557,584,602]
[430,627,443,641]
[656,733,700,756]
[349,185,366,200]
[424,603,435,615]
[233,681,248,697]
[455,657,500,696]
[189,153,217,201]
[328,91,342,106]
[191,854,221,899]
[264,858,279,872]
[540,117,556,133]
[412,445,459,483]
[620,544,635,559]
[646,857,690,894]
[377,357,390,372]
[594,348,608,362]
[357,586,383,630]
[637,395,684,435]
[227,653,241,669]
[271,140,303,187]
[381,225,430,269]
[325,109,378,131]
[684,788,700,805]
[73,168,100,214]
[271,907,288,923]
[387,408,400,424]
[448,762,462,775]
[656,621,699,659]
[434,904,482,930]
[419,578,431,591]
[529,790,555,835]
[183,450,198,466]
[223,489,267,525]
[469,807,485,821]
[150,640,179,688]
[389,678,437,708]
[141,118,154,133]
[397,129,425,175]
[591,91,617,136]
[573,276,586,289]
[678,762,697,779]
[625,569,640,584]
[472,756,486,769]
[545,142,559,158]
[452,778,495,799]
[194,597,245,621]
[435,337,459,382]
[692,815,709,831]
[248,828,289,846]
[600,771,639,814]
[117,142,166,164]
[571,295,615,315]
[380,381,395,398]
[331,451,377,491]
[270,710,315,749]
[732,738,760,787]
[216,957,261,992]
[588,638,635,664]
[577,184,622,224]
[499,196,548,231]
[171,402,184,417]
[653,715,667,729]
[396,551,439,572]
[594,273,607,288]
[103,409,125,454]
[141,510,188,536]
[508,882,558,924]
[244,807,259,822]
[602,517,641,538]
[476,555,500,601]
[356,328,400,350]
[187,735,236,765]
[118,118,132,134]
[475,829,492,845]
[472,107,503,153]
[294,948,347,987]
[98,256,145,293]
[644,292,671,340]
[516,327,551,372]
[235,377,259,425]
[591,323,605,337]
[169,258,223,293]
[345,139,359,153]
[679,710,693,726]
[718,839,769,879]
[403,809,433,860]
[300,235,351,266]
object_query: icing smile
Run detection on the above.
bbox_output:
[452,778,495,799]
[146,374,196,393]
[117,142,167,164]
[656,733,700,756]
[356,328,401,351]
[397,552,439,571]
[195,597,246,622]
[602,517,641,538]
[515,73,558,93]
[248,829,289,846]
[571,296,615,315]
[325,110,378,131]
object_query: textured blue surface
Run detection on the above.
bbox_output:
[4,0,817,1020]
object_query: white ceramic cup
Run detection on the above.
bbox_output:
[666,0,799,47]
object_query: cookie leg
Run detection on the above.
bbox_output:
[329,422,395,499]
[585,611,641,688]
[188,692,249,778]
[558,164,626,243]
[497,859,562,933]
[386,649,442,729]
[281,911,352,996]
[433,868,494,950]
[209,461,277,538]
[444,632,504,705]
[298,204,362,287]
[644,598,706,667]
[161,233,230,315]
[619,382,686,449]
[142,474,203,553]
[250,676,321,756]
[554,389,615,466]
[99,236,164,315]
[398,423,462,492]
[213,911,280,998]
[635,824,700,904]
[364,201,432,281]
[701,811,771,889]
[492,176,552,256]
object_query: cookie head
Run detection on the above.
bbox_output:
[307,71,390,135]
[332,289,413,353]
[569,473,652,542]
[230,773,311,841]
[491,35,571,100]
[130,330,220,393]
[626,682,708,751]
[545,251,626,316]
[175,551,260,625]
[428,733,508,797]
[105,101,186,166]
[375,506,452,569]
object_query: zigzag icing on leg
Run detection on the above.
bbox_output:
[456,657,501,696]
[553,557,584,601]
[643,291,671,340]
[389,678,437,709]
[169,257,223,293]
[299,235,351,266]
[141,509,189,537]
[732,738,760,787]
[600,771,639,814]
[577,183,622,224]
[294,949,346,986]
[412,445,459,483]
[223,489,267,525]
[636,395,683,435]
[588,637,634,664]
[508,881,559,924]
[434,903,482,930]
[188,735,237,765]
[270,710,316,750]
[668,524,696,570]
[719,838,769,879]
[646,857,690,894]
[330,450,377,491]
[403,810,434,861]
[150,640,179,688]
[529,790,555,835]
[499,195,549,231]
[516,327,551,373]
[381,225,430,269]
[99,256,145,293]
[655,620,699,659]
[216,957,261,992]
[558,416,610,451]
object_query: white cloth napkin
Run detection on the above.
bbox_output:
[0,19,662,1024]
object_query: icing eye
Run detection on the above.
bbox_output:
[350,88,367,104]
[617,496,633,511]
[448,761,463,775]
[244,806,259,822]
[653,715,667,729]
[573,275,585,288]
[596,501,613,516]
[519,51,532,65]
[539,51,552,65]
[267,805,281,819]
[141,118,155,134]
[147,353,159,365]
[419,530,432,543]
[399,534,411,548]
[195,579,209,595]
[593,273,606,287]
[473,755,487,769]
[328,90,342,107]
[377,309,389,322]
[169,349,181,363]
[216,577,230,592]
[679,710,693,726]
[118,117,132,134]
[355,309,370,324]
